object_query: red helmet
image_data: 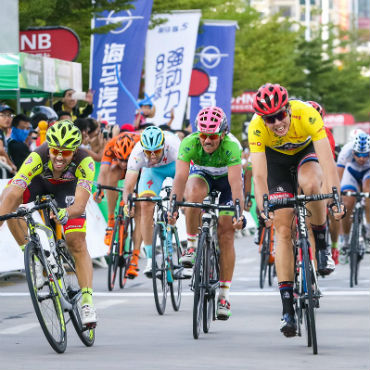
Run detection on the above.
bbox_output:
[307,101,325,117]
[113,133,138,161]
[253,83,289,116]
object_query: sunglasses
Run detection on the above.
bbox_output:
[144,148,162,156]
[49,148,74,158]
[199,133,222,141]
[354,151,369,158]
[0,113,15,118]
[262,108,289,124]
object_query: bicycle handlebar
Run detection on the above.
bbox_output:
[0,202,52,222]
[95,183,123,193]
[341,190,370,198]
[170,195,238,213]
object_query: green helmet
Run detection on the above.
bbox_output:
[46,120,82,150]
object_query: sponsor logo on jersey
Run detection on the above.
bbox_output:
[88,162,95,172]
[78,179,92,192]
[309,117,316,125]
[31,163,42,174]
[20,174,28,181]
[25,157,33,165]
[11,178,27,189]
[274,137,311,151]
[78,165,87,178]
[253,130,261,137]
[292,115,301,120]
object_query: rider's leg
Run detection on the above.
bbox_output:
[127,203,142,277]
[363,177,370,239]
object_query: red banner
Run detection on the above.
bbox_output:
[20,27,80,61]
[231,91,256,113]
[323,113,355,128]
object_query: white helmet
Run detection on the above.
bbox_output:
[353,132,370,155]
[349,128,365,142]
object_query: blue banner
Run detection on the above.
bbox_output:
[190,22,237,131]
[90,1,153,126]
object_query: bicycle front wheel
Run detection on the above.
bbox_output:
[349,218,360,288]
[193,232,206,339]
[302,239,318,355]
[259,228,270,289]
[152,223,168,315]
[107,219,121,291]
[24,242,67,353]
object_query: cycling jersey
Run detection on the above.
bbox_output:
[248,100,327,156]
[101,132,140,166]
[127,131,180,172]
[11,142,95,194]
[178,132,242,178]
[337,142,370,191]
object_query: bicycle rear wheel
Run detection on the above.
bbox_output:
[24,242,67,353]
[58,245,95,347]
[302,239,318,355]
[259,228,270,289]
[193,233,206,339]
[152,223,168,315]
[169,228,182,312]
[203,239,218,333]
[107,219,121,291]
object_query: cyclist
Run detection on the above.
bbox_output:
[249,84,344,337]
[337,132,370,260]
[122,125,180,277]
[0,120,97,327]
[306,100,340,264]
[168,106,245,320]
[94,132,142,278]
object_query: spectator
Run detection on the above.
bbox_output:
[7,114,32,169]
[84,118,106,161]
[53,89,94,121]
[30,106,58,127]
[133,98,156,129]
[0,104,17,175]
[74,118,90,148]
[120,123,135,133]
[57,110,72,121]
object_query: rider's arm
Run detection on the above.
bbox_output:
[96,163,110,185]
[250,151,269,212]
[170,159,190,202]
[337,166,344,182]
[228,164,245,210]
[67,185,91,218]
[0,185,24,227]
[313,137,341,192]
[122,170,139,204]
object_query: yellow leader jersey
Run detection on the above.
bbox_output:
[248,100,327,156]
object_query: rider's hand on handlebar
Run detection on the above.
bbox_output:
[232,215,246,230]
[51,208,69,225]
[329,202,346,221]
[124,204,135,218]
[260,210,274,228]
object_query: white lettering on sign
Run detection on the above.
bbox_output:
[20,33,52,51]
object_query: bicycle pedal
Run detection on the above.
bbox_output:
[84,322,97,330]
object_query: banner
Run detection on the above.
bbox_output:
[190,21,237,131]
[145,10,201,130]
[90,0,153,126]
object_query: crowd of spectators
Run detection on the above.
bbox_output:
[0,88,192,179]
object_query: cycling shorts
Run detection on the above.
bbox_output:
[21,175,86,234]
[189,167,243,214]
[266,142,318,197]
[138,162,176,197]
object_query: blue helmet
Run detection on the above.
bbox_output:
[353,132,370,155]
[140,126,164,151]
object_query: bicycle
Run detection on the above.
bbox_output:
[341,190,370,288]
[128,186,185,315]
[171,192,240,339]
[265,187,341,355]
[96,184,133,291]
[0,195,95,353]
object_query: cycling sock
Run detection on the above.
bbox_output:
[279,281,294,316]
[107,214,115,227]
[144,245,152,259]
[81,287,93,306]
[187,233,198,249]
[331,241,338,249]
[219,281,231,301]
[19,244,25,252]
[311,223,327,250]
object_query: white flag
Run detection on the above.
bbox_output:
[145,10,201,130]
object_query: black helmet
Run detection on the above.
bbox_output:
[30,106,58,123]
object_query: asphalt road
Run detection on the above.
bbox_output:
[0,233,369,370]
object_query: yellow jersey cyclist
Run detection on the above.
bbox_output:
[168,106,245,320]
[249,84,344,337]
[337,132,370,259]
[0,120,97,327]
[94,132,143,278]
[122,126,180,277]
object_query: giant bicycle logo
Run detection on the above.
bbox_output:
[196,46,228,69]
[96,10,144,34]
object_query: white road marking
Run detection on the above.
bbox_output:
[0,322,39,335]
